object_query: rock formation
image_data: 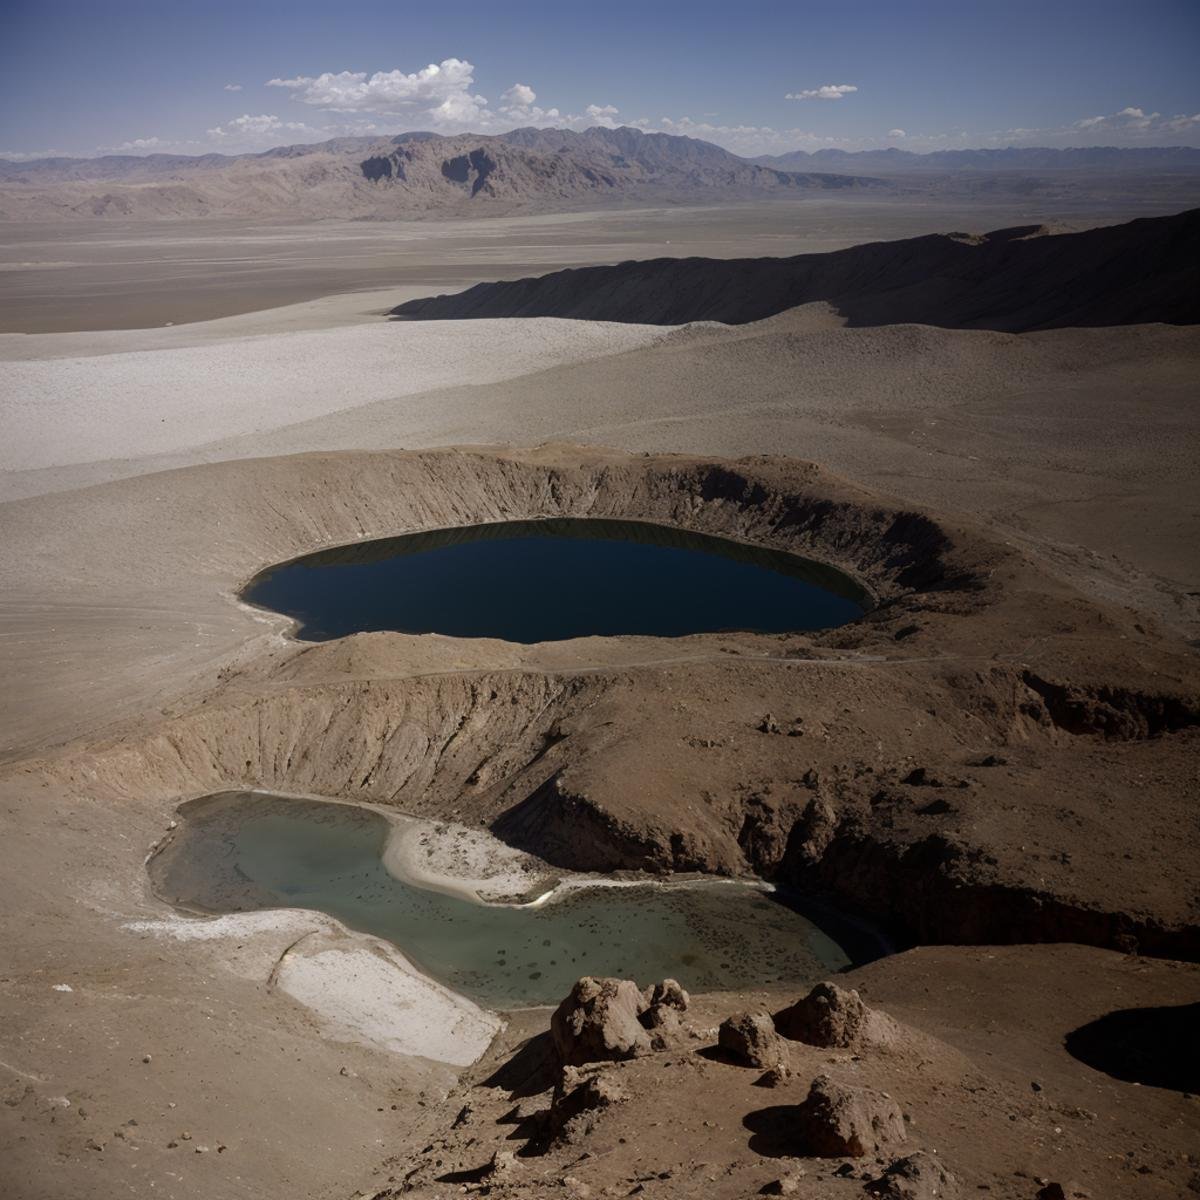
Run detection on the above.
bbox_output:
[718,1011,790,1069]
[776,980,893,1048]
[867,1151,959,1199]
[550,975,691,1066]
[794,1074,907,1157]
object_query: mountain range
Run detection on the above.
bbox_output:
[0,126,884,221]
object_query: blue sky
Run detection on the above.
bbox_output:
[3,0,1198,159]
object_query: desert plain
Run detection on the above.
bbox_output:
[0,188,1197,1200]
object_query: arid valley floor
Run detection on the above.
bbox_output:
[1,196,1197,1200]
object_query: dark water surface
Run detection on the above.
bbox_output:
[153,792,852,1007]
[242,518,867,643]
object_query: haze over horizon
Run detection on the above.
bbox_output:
[3,0,1198,161]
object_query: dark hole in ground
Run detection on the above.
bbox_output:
[1064,1002,1200,1092]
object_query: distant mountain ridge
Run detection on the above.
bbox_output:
[390,208,1200,332]
[0,126,884,221]
[751,145,1200,173]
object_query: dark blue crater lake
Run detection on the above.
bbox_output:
[242,518,868,643]
[152,792,853,1008]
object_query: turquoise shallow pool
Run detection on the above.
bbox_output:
[152,792,852,1007]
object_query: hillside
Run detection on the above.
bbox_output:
[0,126,884,220]
[390,207,1200,331]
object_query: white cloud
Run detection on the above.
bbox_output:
[654,116,842,156]
[265,60,625,136]
[1074,106,1200,135]
[224,83,243,92]
[578,103,619,129]
[206,113,317,144]
[501,83,537,109]
[785,84,858,101]
[109,137,164,152]
[888,129,906,139]
[496,83,561,126]
[268,58,490,130]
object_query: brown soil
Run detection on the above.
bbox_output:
[381,946,1199,1200]
[1,445,1197,1199]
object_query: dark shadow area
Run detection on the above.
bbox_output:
[390,209,1199,332]
[696,1043,744,1067]
[481,1032,559,1100]
[743,1105,805,1158]
[765,885,896,969]
[435,1164,490,1184]
[1065,1003,1200,1092]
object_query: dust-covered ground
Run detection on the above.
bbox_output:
[4,183,1197,333]
[0,201,1197,1200]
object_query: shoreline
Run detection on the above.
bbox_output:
[136,787,805,1053]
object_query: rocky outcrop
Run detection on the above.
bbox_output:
[550,976,691,1066]
[547,1065,629,1144]
[867,1151,959,1199]
[795,1075,907,1158]
[551,978,652,1066]
[776,981,891,1049]
[645,979,689,1011]
[718,1012,790,1069]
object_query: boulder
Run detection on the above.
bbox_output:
[552,977,653,1066]
[645,978,690,1011]
[776,981,881,1048]
[795,1074,906,1158]
[486,1149,520,1178]
[756,1064,793,1088]
[640,1001,683,1050]
[761,1173,804,1195]
[550,1066,628,1143]
[867,1151,958,1198]
[718,1011,789,1069]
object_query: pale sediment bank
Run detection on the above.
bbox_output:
[379,809,563,904]
[380,808,781,907]
[123,907,502,1067]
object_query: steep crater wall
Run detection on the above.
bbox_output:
[27,448,1196,974]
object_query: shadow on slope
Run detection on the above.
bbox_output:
[390,208,1199,331]
[1065,1002,1200,1092]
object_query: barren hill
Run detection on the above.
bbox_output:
[0,125,885,220]
[390,207,1200,331]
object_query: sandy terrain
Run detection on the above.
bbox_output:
[0,205,1197,1199]
[1,314,668,477]
[3,189,1195,333]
